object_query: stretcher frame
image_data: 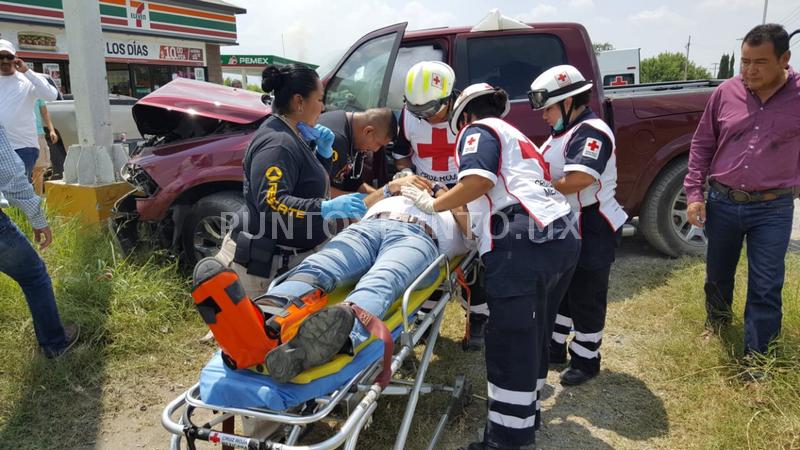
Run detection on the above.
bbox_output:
[162,251,478,450]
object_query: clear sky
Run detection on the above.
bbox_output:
[223,0,800,76]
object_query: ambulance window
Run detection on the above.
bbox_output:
[325,33,397,112]
[385,44,446,111]
[465,34,566,100]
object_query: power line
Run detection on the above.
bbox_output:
[779,5,800,25]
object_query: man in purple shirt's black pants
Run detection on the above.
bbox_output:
[684,24,799,363]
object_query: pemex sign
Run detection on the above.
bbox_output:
[221,54,318,69]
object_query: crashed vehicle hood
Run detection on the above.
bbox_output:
[132,77,270,136]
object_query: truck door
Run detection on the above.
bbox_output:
[323,23,407,112]
[453,32,568,146]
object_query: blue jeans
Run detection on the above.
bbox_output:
[14,147,39,178]
[0,212,68,354]
[705,189,795,354]
[269,218,440,347]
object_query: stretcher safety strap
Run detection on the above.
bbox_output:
[455,267,472,346]
[347,303,394,388]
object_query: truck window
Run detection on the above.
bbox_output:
[385,44,446,110]
[603,73,635,86]
[465,34,566,100]
[325,33,398,112]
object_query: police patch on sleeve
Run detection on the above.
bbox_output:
[582,138,602,160]
[462,133,481,155]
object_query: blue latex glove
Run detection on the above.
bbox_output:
[321,193,368,220]
[296,121,321,141]
[314,124,335,159]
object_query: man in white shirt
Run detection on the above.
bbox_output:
[0,39,59,177]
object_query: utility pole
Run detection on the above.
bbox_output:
[711,62,719,76]
[762,0,768,24]
[684,35,691,80]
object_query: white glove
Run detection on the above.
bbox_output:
[392,168,414,180]
[401,185,436,214]
[0,192,8,209]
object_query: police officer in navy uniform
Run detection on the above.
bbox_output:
[396,61,490,350]
[528,65,628,386]
[316,108,397,196]
[402,83,580,450]
[213,64,368,300]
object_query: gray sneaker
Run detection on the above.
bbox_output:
[265,305,354,383]
[45,323,80,359]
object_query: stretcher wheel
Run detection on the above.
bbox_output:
[221,352,238,370]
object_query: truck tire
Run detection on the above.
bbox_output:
[181,191,244,266]
[639,158,707,257]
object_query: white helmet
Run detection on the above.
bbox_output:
[404,61,456,119]
[527,65,593,110]
[448,83,510,133]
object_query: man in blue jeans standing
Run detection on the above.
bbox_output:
[0,124,79,358]
[684,24,799,362]
[196,180,469,383]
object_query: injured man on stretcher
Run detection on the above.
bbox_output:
[197,176,471,383]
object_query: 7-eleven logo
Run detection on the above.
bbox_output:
[127,1,150,29]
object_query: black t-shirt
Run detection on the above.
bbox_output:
[317,110,363,193]
[234,115,331,250]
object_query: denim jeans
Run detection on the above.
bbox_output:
[14,147,39,178]
[0,211,67,354]
[705,189,795,354]
[269,218,440,347]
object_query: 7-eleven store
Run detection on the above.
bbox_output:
[0,0,246,97]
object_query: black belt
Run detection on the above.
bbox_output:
[498,203,527,217]
[372,212,438,244]
[710,180,798,204]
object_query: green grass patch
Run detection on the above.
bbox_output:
[0,209,208,449]
[609,253,800,449]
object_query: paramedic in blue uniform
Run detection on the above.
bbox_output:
[217,63,368,299]
[316,108,397,196]
[396,61,489,350]
[402,83,580,450]
[529,65,628,386]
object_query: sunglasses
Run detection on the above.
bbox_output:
[0,55,15,62]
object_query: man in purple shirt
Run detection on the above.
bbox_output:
[684,24,799,360]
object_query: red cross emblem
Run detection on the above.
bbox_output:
[587,139,600,151]
[209,433,220,444]
[431,73,442,88]
[610,76,628,86]
[555,71,570,87]
[417,128,454,171]
[467,136,477,146]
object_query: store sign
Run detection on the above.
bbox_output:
[17,31,57,51]
[222,54,272,66]
[104,39,204,63]
[105,40,151,58]
[159,45,204,62]
[127,1,151,29]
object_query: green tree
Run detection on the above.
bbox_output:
[728,53,736,78]
[641,52,712,82]
[717,54,729,78]
[593,42,615,54]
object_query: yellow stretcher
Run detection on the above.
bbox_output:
[162,251,477,450]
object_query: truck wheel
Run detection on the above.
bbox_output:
[639,158,707,257]
[181,191,244,266]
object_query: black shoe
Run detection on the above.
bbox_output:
[560,367,596,386]
[463,314,488,351]
[193,257,226,286]
[549,344,567,366]
[45,323,80,359]
[265,305,355,383]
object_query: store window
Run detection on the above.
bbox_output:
[107,63,132,97]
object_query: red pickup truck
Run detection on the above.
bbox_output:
[112,19,717,264]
